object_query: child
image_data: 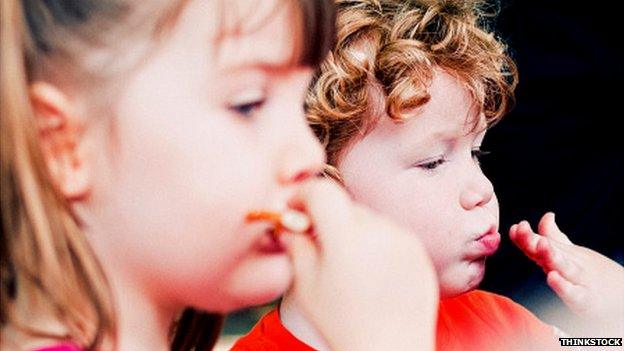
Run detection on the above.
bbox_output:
[232,0,567,350]
[510,214,624,335]
[235,0,624,349]
[1,0,440,350]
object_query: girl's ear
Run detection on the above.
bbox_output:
[30,81,91,200]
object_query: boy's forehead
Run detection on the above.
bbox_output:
[399,109,484,148]
[368,70,485,149]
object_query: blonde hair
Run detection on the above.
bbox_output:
[2,0,335,349]
[307,0,518,172]
[1,0,117,348]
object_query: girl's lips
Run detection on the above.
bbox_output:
[476,231,501,256]
[248,209,312,254]
[257,228,285,254]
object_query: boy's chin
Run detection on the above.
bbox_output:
[439,259,487,298]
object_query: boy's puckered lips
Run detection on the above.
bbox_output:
[473,224,501,257]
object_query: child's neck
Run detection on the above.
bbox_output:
[106,268,175,351]
[280,293,331,351]
[85,220,177,350]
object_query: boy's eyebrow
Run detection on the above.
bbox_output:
[427,123,485,142]
[426,113,487,141]
[399,130,455,155]
[431,129,462,141]
[400,124,474,153]
[422,128,464,145]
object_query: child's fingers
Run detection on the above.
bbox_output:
[292,179,353,247]
[509,224,519,244]
[537,212,572,245]
[535,238,569,274]
[280,231,318,282]
[534,236,556,271]
[509,223,518,237]
[537,240,583,283]
[513,222,583,282]
[510,221,541,259]
[547,270,587,311]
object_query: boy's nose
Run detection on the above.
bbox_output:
[460,170,495,210]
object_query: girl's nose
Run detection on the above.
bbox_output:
[277,126,325,185]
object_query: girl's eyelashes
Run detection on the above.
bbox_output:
[471,148,491,164]
[228,99,266,118]
[226,88,267,118]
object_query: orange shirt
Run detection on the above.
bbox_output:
[435,290,558,351]
[231,307,315,351]
[231,290,559,351]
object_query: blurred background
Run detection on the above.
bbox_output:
[218,0,623,345]
[480,0,623,333]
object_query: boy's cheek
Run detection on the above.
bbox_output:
[485,192,500,218]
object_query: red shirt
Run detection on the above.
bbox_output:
[232,290,559,351]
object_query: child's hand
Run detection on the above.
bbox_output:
[510,212,624,323]
[282,179,438,351]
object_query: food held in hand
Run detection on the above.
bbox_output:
[246,209,311,236]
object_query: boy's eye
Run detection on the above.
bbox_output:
[229,100,266,118]
[417,157,447,171]
[471,148,491,164]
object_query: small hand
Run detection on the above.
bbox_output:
[282,179,439,351]
[510,212,624,324]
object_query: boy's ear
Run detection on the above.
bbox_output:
[30,81,90,200]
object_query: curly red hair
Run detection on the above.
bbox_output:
[307,0,518,173]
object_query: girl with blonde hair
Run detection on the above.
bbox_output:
[1,0,439,349]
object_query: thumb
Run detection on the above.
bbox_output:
[538,212,572,245]
[280,232,319,282]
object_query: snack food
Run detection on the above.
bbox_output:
[246,209,312,236]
